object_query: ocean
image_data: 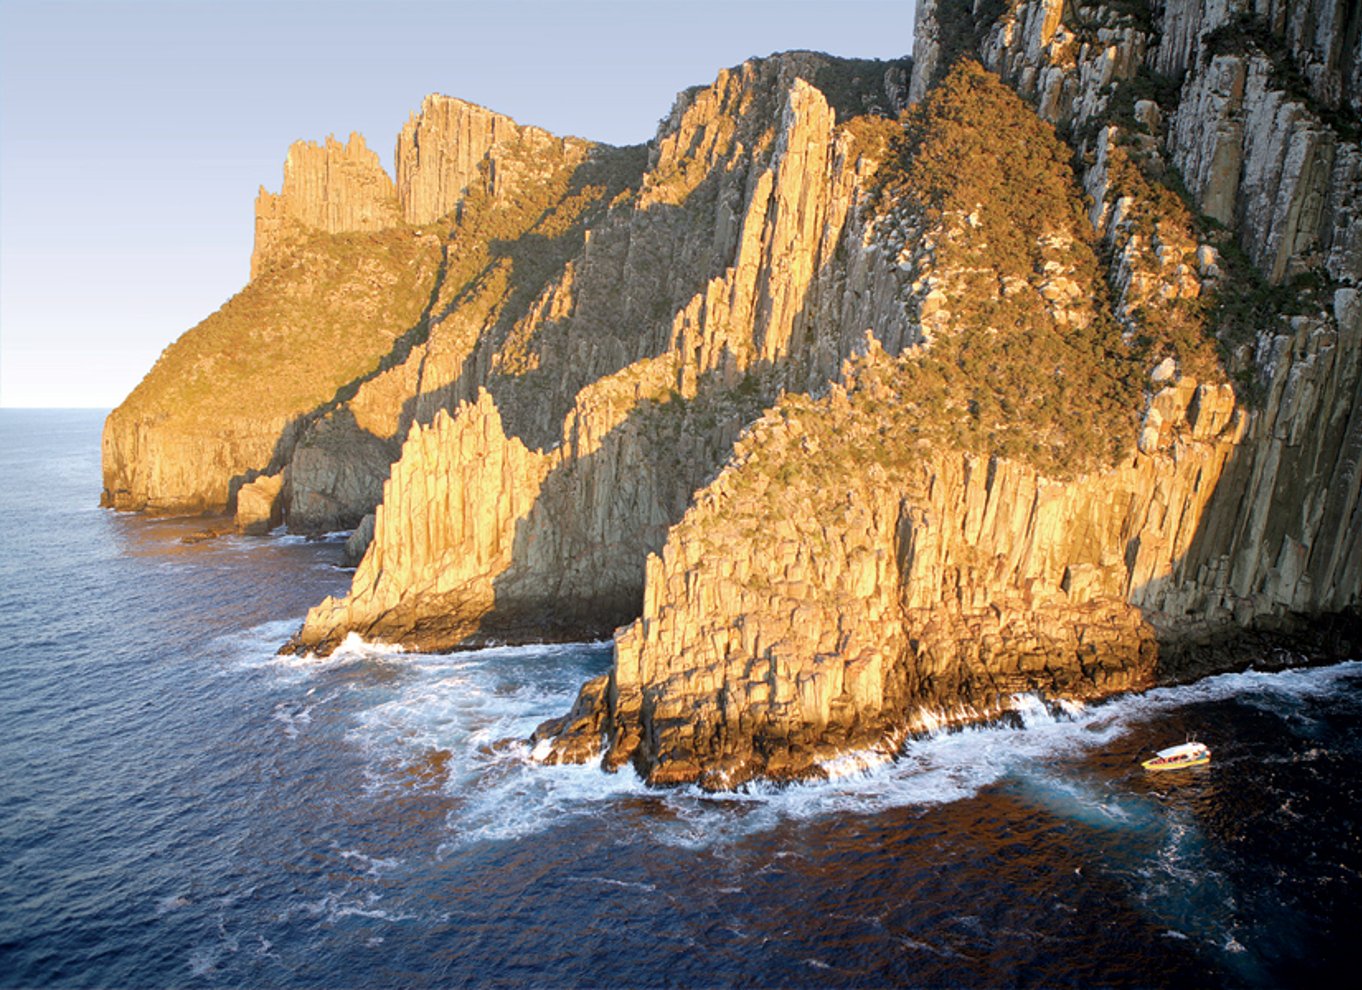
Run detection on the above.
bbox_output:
[1,408,1359,987]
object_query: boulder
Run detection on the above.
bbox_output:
[234,472,284,535]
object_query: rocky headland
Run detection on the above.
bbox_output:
[106,0,1360,789]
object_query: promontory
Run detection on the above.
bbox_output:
[105,0,1361,788]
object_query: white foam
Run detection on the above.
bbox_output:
[338,849,402,876]
[188,948,219,977]
[566,875,657,892]
[637,660,1362,843]
[156,894,192,914]
[299,892,417,924]
[271,700,312,739]
[249,632,409,682]
[209,618,308,672]
[330,631,406,660]
[293,632,1359,848]
[437,749,653,850]
[818,748,895,780]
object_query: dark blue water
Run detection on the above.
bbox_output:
[2,409,1360,987]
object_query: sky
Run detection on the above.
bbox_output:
[0,0,916,409]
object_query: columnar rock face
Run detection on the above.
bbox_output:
[288,54,916,654]
[300,391,553,650]
[545,372,1238,786]
[1169,51,1360,284]
[540,1,1362,786]
[1163,290,1362,619]
[539,57,1216,783]
[282,410,396,533]
[395,95,591,226]
[252,133,402,277]
[106,1,1360,791]
[1154,0,1361,119]
[912,0,1362,287]
[103,414,302,517]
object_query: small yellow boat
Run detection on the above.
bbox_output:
[1141,741,1210,771]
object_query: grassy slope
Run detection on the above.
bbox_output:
[113,224,442,433]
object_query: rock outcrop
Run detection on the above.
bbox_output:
[301,391,554,649]
[251,133,402,277]
[396,95,592,226]
[542,379,1238,785]
[106,1,1360,791]
[910,0,1362,291]
[276,103,640,534]
[234,472,284,535]
[1169,48,1360,284]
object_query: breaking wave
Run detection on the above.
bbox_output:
[243,624,1360,847]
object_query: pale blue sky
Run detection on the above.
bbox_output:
[0,0,915,408]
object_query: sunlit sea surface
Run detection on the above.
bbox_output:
[2,409,1359,987]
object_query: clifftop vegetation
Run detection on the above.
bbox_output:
[116,224,441,432]
[873,61,1140,476]
[693,56,1234,559]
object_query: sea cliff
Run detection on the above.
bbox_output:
[539,0,1361,785]
[289,54,915,651]
[104,0,1360,788]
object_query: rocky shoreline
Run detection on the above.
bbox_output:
[105,0,1361,788]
